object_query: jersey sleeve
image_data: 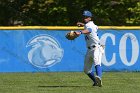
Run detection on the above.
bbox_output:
[87,27,92,32]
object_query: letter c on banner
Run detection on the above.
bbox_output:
[119,33,139,66]
[100,33,116,66]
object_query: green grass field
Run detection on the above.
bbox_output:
[0,72,140,93]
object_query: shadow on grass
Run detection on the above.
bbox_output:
[38,85,88,88]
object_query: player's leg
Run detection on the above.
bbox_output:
[93,46,103,87]
[93,46,102,77]
[84,50,97,85]
[95,65,102,78]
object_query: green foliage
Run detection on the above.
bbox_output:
[0,0,139,26]
[127,2,140,25]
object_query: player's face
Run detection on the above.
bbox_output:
[83,16,91,23]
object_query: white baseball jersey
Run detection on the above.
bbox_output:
[84,21,103,74]
[84,21,100,47]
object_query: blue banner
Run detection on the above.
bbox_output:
[0,29,139,72]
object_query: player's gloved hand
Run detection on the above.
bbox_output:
[65,31,80,40]
[77,22,84,27]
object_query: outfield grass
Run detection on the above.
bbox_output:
[0,72,140,93]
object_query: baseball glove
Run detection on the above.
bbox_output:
[65,31,79,40]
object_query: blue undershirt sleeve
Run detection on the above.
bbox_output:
[87,28,92,32]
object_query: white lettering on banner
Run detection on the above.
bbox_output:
[119,33,139,66]
[100,33,116,66]
[100,33,139,66]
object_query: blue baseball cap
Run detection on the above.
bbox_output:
[83,10,92,17]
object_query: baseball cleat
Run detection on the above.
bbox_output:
[93,82,98,86]
[95,76,102,87]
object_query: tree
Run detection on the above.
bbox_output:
[0,0,139,26]
[126,1,140,25]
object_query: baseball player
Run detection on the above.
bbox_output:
[75,10,103,87]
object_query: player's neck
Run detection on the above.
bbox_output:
[85,21,92,24]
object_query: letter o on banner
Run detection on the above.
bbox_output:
[119,33,139,66]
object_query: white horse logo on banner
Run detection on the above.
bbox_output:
[26,34,64,68]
